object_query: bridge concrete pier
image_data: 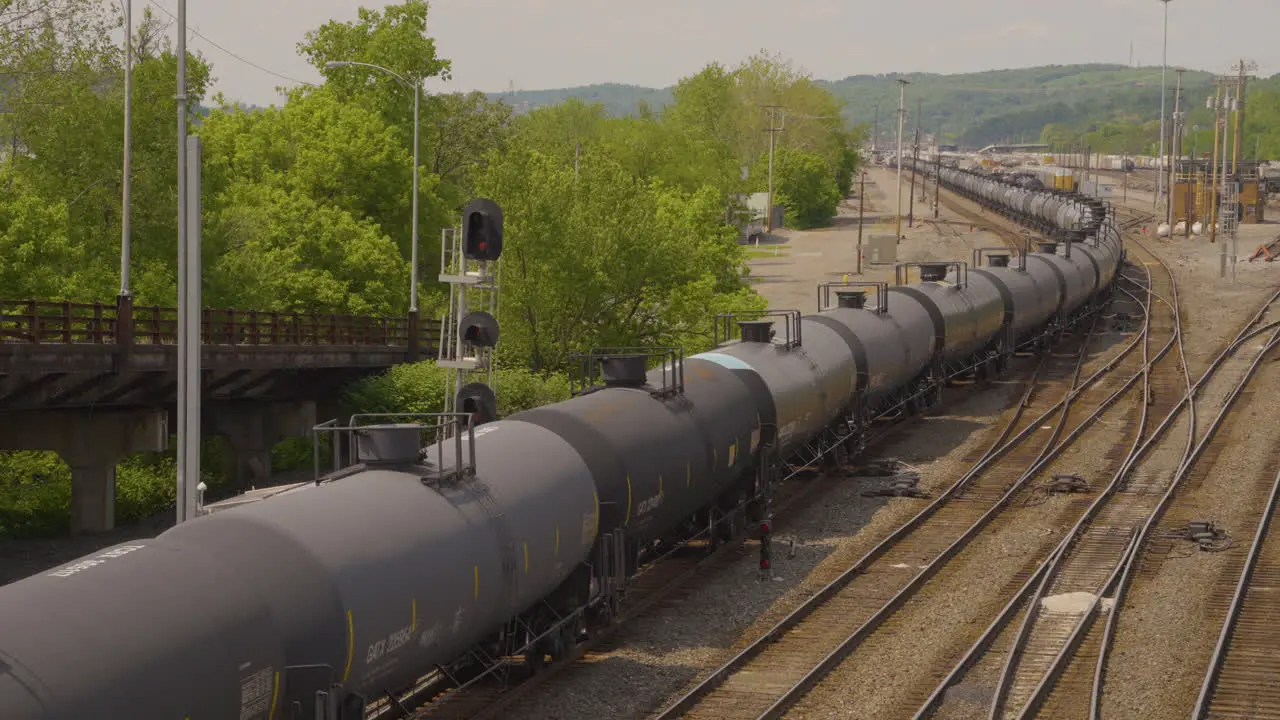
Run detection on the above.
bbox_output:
[0,409,168,534]
[207,401,316,491]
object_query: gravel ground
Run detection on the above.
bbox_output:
[1099,333,1280,719]
[783,314,1148,719]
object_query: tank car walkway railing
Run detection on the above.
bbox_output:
[0,298,438,355]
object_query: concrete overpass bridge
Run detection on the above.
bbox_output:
[1,296,438,533]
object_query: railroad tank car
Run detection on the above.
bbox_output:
[512,356,760,544]
[815,293,927,409]
[891,267,1005,366]
[688,315,856,453]
[968,260,1062,341]
[0,537,286,720]
[0,421,600,719]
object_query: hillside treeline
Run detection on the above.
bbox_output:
[0,1,860,537]
[1041,74,1280,160]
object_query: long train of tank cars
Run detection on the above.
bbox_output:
[0,167,1122,719]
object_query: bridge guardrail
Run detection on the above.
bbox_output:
[0,299,438,348]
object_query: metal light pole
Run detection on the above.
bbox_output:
[325,61,421,312]
[895,78,909,242]
[1157,0,1172,212]
[175,0,200,525]
[119,0,131,297]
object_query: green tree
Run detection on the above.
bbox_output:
[750,147,840,229]
[475,147,762,371]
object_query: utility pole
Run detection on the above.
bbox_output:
[908,127,920,227]
[1230,59,1258,173]
[764,105,785,234]
[1168,69,1183,232]
[1209,80,1224,244]
[1157,0,1172,215]
[856,170,865,274]
[872,104,879,154]
[934,147,941,218]
[895,78,909,242]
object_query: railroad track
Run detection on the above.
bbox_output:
[1195,464,1280,719]
[648,246,1183,719]
[909,234,1186,720]
[918,256,1280,720]
[1189,295,1280,720]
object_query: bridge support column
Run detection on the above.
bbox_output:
[0,409,168,534]
[208,401,316,491]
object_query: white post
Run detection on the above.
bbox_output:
[177,135,202,524]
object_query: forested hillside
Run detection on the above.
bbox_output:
[0,1,859,537]
[496,64,1280,151]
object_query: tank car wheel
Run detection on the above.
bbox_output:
[527,638,550,674]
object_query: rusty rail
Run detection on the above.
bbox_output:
[0,299,437,349]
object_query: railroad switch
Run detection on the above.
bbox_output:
[1162,520,1234,553]
[1048,474,1090,494]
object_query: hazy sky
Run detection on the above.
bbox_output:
[156,0,1280,106]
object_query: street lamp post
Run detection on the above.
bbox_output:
[325,61,421,313]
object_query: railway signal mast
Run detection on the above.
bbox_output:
[438,199,504,435]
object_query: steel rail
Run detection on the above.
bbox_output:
[656,267,1150,720]
[1093,286,1280,719]
[987,238,1189,720]
[1192,420,1280,718]
[649,313,1112,720]
[911,235,1171,718]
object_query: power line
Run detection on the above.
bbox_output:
[144,0,314,87]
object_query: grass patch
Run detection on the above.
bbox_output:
[745,247,791,258]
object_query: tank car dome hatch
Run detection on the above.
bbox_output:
[457,382,499,426]
[919,264,949,282]
[835,290,867,309]
[739,320,776,344]
[988,254,1011,267]
[459,310,500,347]
[355,424,423,465]
[599,355,649,387]
[1037,241,1060,255]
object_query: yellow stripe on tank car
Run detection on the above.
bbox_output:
[411,599,417,632]
[473,565,480,599]
[555,525,561,555]
[269,671,280,719]
[524,541,530,574]
[342,610,354,683]
[625,475,632,526]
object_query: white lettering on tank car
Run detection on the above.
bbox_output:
[366,624,413,665]
[636,492,664,516]
[239,666,273,719]
[47,544,145,578]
